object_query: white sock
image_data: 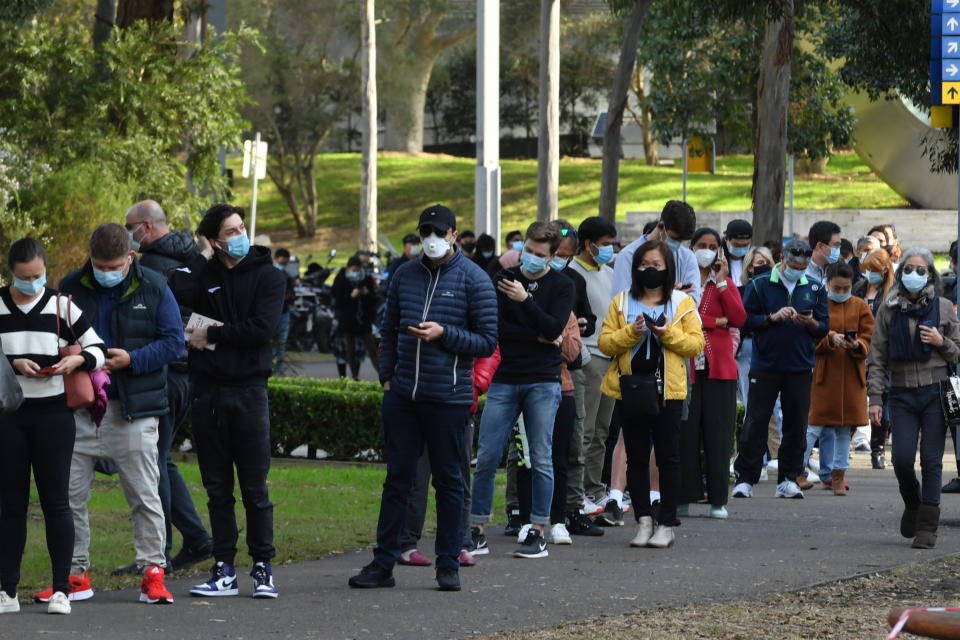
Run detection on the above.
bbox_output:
[649,490,661,504]
[608,489,624,508]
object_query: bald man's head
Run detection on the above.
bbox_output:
[125,199,169,249]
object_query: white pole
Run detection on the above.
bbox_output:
[360,0,378,253]
[788,153,795,238]
[475,0,501,242]
[249,131,260,241]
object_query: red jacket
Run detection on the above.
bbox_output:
[697,277,747,381]
[471,346,501,414]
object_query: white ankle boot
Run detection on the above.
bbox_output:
[630,516,654,547]
[648,524,675,548]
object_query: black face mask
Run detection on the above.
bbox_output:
[461,242,476,255]
[752,264,772,277]
[638,267,667,291]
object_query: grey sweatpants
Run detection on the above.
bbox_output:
[70,403,166,572]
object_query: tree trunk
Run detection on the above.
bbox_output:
[751,0,794,246]
[382,57,434,153]
[633,66,659,166]
[115,0,172,27]
[537,0,560,222]
[93,0,117,79]
[303,160,319,237]
[360,0,378,253]
[271,176,308,238]
[598,0,654,222]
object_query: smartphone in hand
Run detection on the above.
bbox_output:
[36,366,57,375]
[844,329,858,341]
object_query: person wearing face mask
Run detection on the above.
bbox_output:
[386,234,422,286]
[678,228,746,519]
[732,239,829,500]
[854,236,882,281]
[567,216,618,520]
[723,219,753,288]
[472,233,497,272]
[331,256,380,380]
[349,204,497,591]
[614,200,701,305]
[803,262,874,496]
[598,239,705,548]
[488,230,525,272]
[169,204,286,599]
[867,248,960,549]
[805,220,842,284]
[0,238,106,616]
[469,221,574,560]
[457,229,476,258]
[58,223,184,605]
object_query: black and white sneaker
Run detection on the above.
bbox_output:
[595,500,624,527]
[470,526,489,556]
[566,511,605,536]
[513,529,548,559]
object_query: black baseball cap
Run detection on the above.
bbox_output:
[725,219,753,239]
[402,233,420,245]
[418,204,456,232]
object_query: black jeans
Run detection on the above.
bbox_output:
[191,384,275,565]
[889,383,947,505]
[158,369,211,557]
[621,400,683,526]
[680,377,738,506]
[518,395,575,525]
[734,370,812,485]
[343,331,380,380]
[0,404,76,595]
[374,391,468,571]
[399,415,475,552]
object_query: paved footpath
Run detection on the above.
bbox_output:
[3,465,960,639]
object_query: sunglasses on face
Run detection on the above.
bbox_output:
[903,264,927,276]
[786,248,813,259]
[419,226,443,238]
[560,228,577,237]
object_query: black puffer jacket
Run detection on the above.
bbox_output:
[139,231,200,281]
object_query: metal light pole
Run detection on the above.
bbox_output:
[475,0,501,243]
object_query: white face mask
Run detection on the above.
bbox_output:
[694,249,717,269]
[422,233,450,259]
[409,244,421,257]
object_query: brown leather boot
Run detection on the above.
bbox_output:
[831,469,847,496]
[796,473,814,490]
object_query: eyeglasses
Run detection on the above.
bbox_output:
[419,226,443,237]
[124,221,144,232]
[903,264,927,276]
[560,228,577,237]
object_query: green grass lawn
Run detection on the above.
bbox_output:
[228,151,906,262]
[18,460,506,597]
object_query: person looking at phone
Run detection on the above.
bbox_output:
[0,238,106,616]
[597,239,704,548]
[470,221,574,560]
[803,262,874,495]
[732,239,828,500]
[867,248,960,549]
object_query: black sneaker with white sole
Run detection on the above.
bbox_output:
[470,526,489,555]
[595,500,624,527]
[566,511,605,536]
[513,529,548,559]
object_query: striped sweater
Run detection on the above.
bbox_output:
[0,287,106,405]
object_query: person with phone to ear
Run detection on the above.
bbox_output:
[867,248,960,549]
[804,262,874,496]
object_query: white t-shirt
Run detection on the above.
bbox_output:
[16,289,45,315]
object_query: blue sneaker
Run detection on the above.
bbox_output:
[250,562,278,599]
[190,561,239,597]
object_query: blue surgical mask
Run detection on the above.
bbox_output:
[664,236,683,253]
[346,270,363,281]
[511,240,524,252]
[828,290,851,303]
[594,245,614,265]
[481,250,494,259]
[221,234,250,259]
[13,273,45,297]
[549,256,569,272]
[864,270,883,285]
[782,266,805,282]
[729,245,749,259]
[93,267,125,289]
[275,263,285,271]
[520,252,547,274]
[860,252,869,264]
[902,271,928,293]
[826,246,840,264]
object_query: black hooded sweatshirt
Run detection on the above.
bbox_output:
[169,245,285,386]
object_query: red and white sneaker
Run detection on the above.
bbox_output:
[35,572,94,603]
[139,565,173,604]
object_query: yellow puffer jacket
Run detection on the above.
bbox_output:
[598,290,705,401]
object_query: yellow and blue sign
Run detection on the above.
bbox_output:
[933,0,960,104]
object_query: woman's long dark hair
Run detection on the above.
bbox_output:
[629,239,675,305]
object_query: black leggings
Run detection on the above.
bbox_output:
[0,403,76,596]
[519,395,575,526]
[621,400,683,526]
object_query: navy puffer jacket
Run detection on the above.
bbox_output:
[380,250,498,405]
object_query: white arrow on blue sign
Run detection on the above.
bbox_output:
[944,14,960,34]
[944,38,960,58]
[944,60,960,78]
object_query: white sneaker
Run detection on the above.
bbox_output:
[516,523,532,544]
[648,524,676,548]
[0,591,19,614]
[767,459,779,472]
[731,482,753,498]
[630,516,655,547]
[759,466,769,482]
[775,479,804,499]
[808,457,821,474]
[550,522,572,545]
[582,496,603,516]
[47,591,70,615]
[595,493,611,508]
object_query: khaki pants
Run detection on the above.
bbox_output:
[70,403,165,572]
[581,355,615,501]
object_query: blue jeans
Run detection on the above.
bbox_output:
[889,383,947,506]
[804,425,851,482]
[374,391,468,571]
[471,382,560,526]
[272,311,291,369]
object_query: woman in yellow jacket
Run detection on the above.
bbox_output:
[598,239,704,549]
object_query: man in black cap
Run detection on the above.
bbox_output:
[723,219,753,289]
[386,233,422,279]
[349,204,498,592]
[457,229,477,259]
[732,239,829,500]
